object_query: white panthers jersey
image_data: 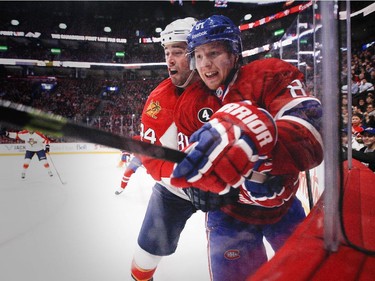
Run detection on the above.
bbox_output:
[8,130,49,152]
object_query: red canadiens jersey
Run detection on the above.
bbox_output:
[218,58,323,224]
[221,58,323,174]
[140,78,221,189]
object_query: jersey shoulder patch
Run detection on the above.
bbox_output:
[143,78,178,120]
[145,100,161,119]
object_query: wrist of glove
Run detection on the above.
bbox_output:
[184,186,239,212]
[238,159,291,207]
[171,102,277,194]
[45,144,50,153]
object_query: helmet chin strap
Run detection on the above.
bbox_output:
[176,69,196,89]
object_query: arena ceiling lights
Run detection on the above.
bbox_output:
[10,19,19,26]
[59,23,67,30]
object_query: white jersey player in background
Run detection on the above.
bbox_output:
[1,129,53,179]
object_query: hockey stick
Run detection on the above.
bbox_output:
[0,100,186,163]
[1,100,269,185]
[47,153,67,185]
[305,170,314,211]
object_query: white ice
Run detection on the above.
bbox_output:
[0,153,274,281]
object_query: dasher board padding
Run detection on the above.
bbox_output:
[249,159,375,281]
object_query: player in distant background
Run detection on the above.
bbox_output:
[115,154,142,195]
[0,128,53,179]
[117,150,132,168]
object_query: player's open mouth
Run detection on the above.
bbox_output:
[205,71,218,78]
[169,69,178,75]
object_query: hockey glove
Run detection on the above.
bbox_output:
[184,186,239,212]
[238,159,291,208]
[45,144,50,154]
[172,102,277,194]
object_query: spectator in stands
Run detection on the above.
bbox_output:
[343,127,375,172]
[351,112,364,145]
[357,98,367,113]
[352,112,364,134]
[341,94,349,107]
[341,77,359,95]
[363,102,375,128]
[352,105,364,116]
[359,77,374,95]
[365,93,375,109]
[365,102,375,118]
[370,70,375,86]
[341,128,363,151]
[341,105,349,126]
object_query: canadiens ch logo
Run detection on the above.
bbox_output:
[215,87,224,99]
[224,249,240,260]
[145,100,161,119]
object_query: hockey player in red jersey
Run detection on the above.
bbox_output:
[117,150,131,168]
[1,129,53,179]
[115,154,142,195]
[130,17,224,281]
[171,15,323,280]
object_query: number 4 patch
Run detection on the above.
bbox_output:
[198,107,214,123]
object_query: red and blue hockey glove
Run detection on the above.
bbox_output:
[238,159,292,207]
[172,102,277,194]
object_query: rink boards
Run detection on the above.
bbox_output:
[0,142,325,214]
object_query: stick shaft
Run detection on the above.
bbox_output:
[0,100,186,163]
[47,153,66,185]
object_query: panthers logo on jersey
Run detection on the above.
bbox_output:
[145,100,161,119]
[27,138,37,146]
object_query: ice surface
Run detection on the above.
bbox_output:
[0,153,210,281]
[0,153,276,281]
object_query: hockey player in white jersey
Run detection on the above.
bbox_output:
[1,129,53,179]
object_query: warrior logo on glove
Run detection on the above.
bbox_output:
[215,102,277,154]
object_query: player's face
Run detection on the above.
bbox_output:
[194,41,237,90]
[164,42,192,88]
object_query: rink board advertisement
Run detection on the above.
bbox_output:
[0,142,120,155]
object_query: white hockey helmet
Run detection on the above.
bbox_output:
[160,17,197,47]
